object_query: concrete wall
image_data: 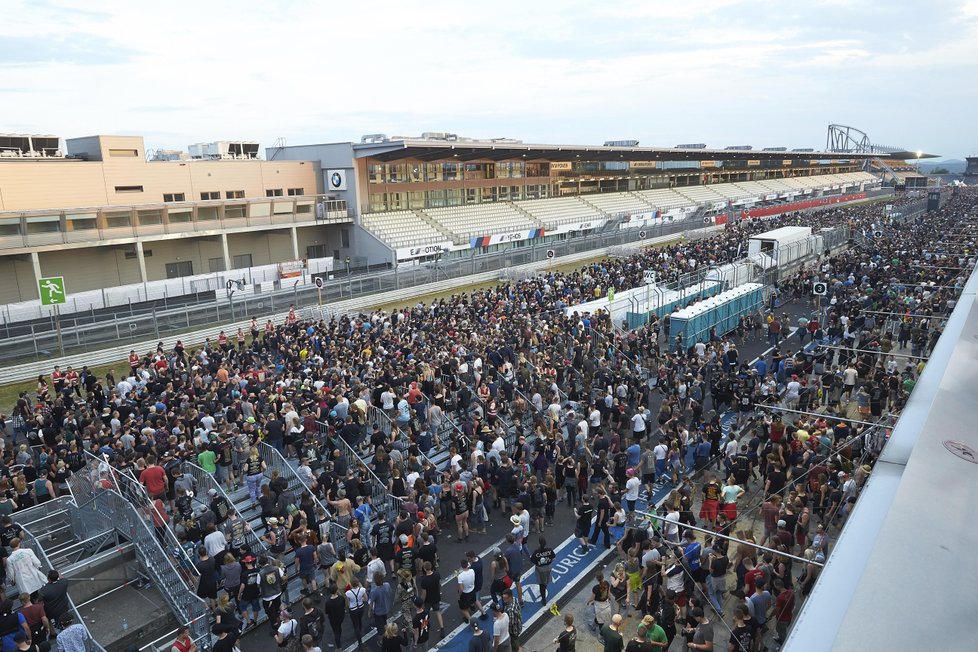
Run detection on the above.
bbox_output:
[0,158,319,211]
[0,255,39,303]
[38,246,142,294]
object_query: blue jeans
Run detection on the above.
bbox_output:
[705,575,723,614]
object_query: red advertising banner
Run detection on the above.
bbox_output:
[741,193,867,220]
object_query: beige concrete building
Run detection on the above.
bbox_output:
[0,134,353,304]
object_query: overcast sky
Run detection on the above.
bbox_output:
[4,0,977,159]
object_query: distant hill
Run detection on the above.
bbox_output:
[917,159,966,174]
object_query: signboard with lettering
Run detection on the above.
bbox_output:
[549,162,573,171]
[277,260,306,279]
[629,160,657,169]
[395,241,454,261]
[549,218,607,235]
[469,228,545,248]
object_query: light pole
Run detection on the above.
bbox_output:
[344,256,352,298]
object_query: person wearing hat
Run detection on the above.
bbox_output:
[491,601,511,652]
[452,480,471,543]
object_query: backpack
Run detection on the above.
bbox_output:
[277,618,302,652]
[531,486,545,508]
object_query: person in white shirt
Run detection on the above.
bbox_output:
[492,604,511,652]
[631,408,647,438]
[783,377,802,410]
[624,470,642,516]
[203,525,228,558]
[663,508,680,543]
[589,406,602,429]
[457,559,485,621]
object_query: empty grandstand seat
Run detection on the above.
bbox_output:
[515,196,604,229]
[422,203,543,240]
[579,192,655,217]
[633,188,693,210]
[360,210,449,248]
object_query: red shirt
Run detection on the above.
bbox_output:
[745,568,764,598]
[129,353,140,366]
[139,465,167,496]
[775,588,795,623]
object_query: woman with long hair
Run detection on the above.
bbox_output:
[381,622,408,652]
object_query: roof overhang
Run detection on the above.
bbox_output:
[354,140,875,163]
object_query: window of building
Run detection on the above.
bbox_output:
[208,257,226,273]
[233,253,253,269]
[226,190,244,199]
[103,211,132,229]
[307,244,329,259]
[200,191,220,200]
[65,212,97,231]
[25,215,61,234]
[163,193,186,202]
[108,148,139,157]
[225,205,246,218]
[367,164,382,183]
[124,248,153,259]
[137,209,163,226]
[265,188,283,197]
[287,188,304,196]
[0,220,20,237]
[167,208,193,224]
[341,229,350,248]
[114,185,144,193]
[166,261,194,278]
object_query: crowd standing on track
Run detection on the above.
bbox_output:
[0,188,974,652]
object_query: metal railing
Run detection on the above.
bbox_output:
[0,213,711,365]
[19,521,106,652]
[181,460,268,554]
[317,419,406,521]
[63,456,211,648]
[256,442,350,556]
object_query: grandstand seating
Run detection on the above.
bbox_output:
[674,185,729,204]
[360,210,449,248]
[579,192,656,217]
[422,203,543,241]
[361,173,882,251]
[633,188,691,210]
[515,196,604,229]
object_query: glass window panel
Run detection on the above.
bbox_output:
[168,209,193,224]
[137,209,163,226]
[104,211,132,228]
[66,213,97,231]
[0,220,20,237]
[197,206,219,221]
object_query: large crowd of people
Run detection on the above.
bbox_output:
[0,187,973,652]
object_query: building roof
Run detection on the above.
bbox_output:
[352,138,875,163]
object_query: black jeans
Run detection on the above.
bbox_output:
[589,521,611,548]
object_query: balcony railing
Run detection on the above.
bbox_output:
[0,195,350,250]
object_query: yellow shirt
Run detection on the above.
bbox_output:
[795,429,810,443]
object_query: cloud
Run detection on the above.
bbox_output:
[0,0,975,157]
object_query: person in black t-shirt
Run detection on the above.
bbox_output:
[412,597,430,649]
[530,537,555,603]
[417,561,443,638]
[575,497,594,553]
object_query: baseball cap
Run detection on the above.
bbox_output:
[207,488,218,497]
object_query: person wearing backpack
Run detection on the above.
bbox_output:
[274,607,302,652]
[529,479,546,534]
[298,597,325,648]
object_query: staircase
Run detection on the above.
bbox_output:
[58,454,212,652]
